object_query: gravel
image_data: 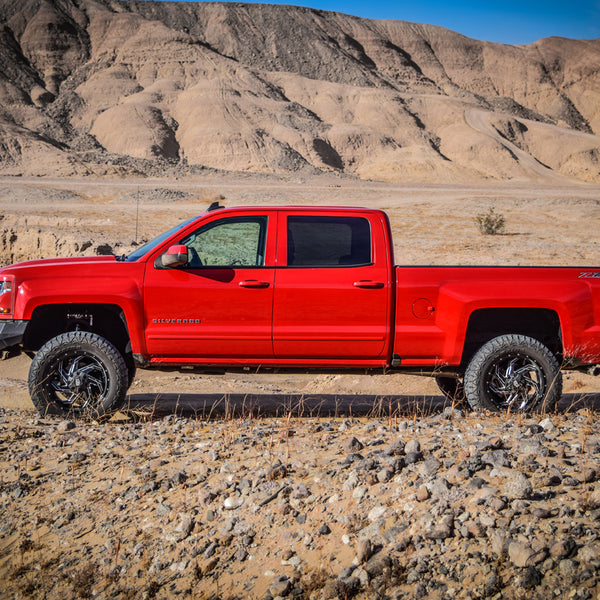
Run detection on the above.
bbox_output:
[1,407,600,599]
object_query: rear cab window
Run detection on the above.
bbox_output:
[286,216,372,267]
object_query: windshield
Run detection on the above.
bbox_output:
[125,216,198,262]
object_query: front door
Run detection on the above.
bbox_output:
[143,214,275,359]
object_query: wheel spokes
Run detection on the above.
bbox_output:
[487,355,544,410]
[49,353,109,412]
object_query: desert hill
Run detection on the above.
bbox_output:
[0,0,599,183]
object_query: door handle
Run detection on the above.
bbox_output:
[239,280,270,288]
[353,280,385,289]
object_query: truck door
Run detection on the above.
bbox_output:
[273,211,392,360]
[143,214,275,359]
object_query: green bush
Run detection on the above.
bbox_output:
[476,206,506,235]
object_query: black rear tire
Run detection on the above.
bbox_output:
[435,376,466,404]
[28,331,128,419]
[464,334,562,413]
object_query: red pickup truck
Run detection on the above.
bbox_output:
[0,205,598,418]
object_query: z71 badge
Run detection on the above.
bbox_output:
[579,272,600,279]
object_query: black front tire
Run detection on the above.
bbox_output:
[464,334,562,413]
[28,331,128,419]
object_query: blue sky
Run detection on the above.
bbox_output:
[210,0,600,44]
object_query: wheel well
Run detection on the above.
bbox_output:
[24,304,132,361]
[461,308,562,367]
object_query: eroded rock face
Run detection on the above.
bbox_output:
[0,0,599,182]
[18,0,89,95]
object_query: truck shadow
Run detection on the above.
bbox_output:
[121,391,600,420]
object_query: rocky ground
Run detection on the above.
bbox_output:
[1,400,600,600]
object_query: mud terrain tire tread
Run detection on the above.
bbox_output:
[28,331,128,419]
[464,334,562,413]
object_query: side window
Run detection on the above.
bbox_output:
[287,216,371,266]
[180,217,267,267]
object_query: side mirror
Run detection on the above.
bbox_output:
[155,244,188,269]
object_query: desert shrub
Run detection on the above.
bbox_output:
[476,207,506,235]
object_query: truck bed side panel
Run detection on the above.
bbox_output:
[393,266,600,367]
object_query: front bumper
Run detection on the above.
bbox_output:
[0,320,27,350]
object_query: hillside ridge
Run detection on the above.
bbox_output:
[0,0,598,182]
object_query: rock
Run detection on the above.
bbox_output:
[577,542,600,563]
[57,420,76,432]
[70,452,87,464]
[405,440,421,454]
[269,574,292,597]
[520,566,542,589]
[363,552,392,578]
[267,462,287,480]
[367,506,387,522]
[170,514,193,542]
[204,542,218,559]
[427,477,451,500]
[539,418,556,433]
[508,541,547,567]
[291,484,310,499]
[224,496,244,510]
[558,558,578,577]
[540,467,563,486]
[346,437,364,452]
[384,439,405,456]
[419,457,441,478]
[583,467,597,483]
[234,548,248,562]
[355,539,372,564]
[343,453,364,465]
[322,579,340,599]
[352,485,367,500]
[424,515,454,540]
[585,490,600,510]
[442,406,464,419]
[550,538,576,559]
[416,485,430,502]
[172,470,187,485]
[466,519,486,538]
[405,451,423,465]
[344,472,359,491]
[377,467,393,483]
[505,471,533,499]
[482,449,510,468]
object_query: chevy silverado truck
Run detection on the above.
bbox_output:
[0,204,598,419]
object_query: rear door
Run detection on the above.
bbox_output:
[273,210,392,360]
[143,212,276,359]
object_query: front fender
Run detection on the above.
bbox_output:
[16,275,146,355]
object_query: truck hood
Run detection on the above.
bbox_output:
[0,256,117,274]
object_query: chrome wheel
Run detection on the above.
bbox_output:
[29,332,128,419]
[464,334,562,413]
[50,352,110,412]
[485,354,544,411]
